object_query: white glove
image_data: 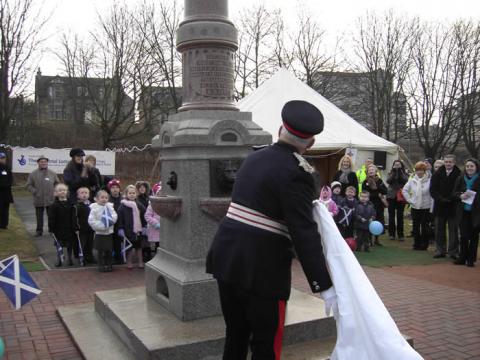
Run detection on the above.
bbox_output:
[321,286,339,319]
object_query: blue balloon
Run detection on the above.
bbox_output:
[369,221,384,236]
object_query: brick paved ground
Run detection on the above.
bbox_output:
[292,261,480,360]
[1,262,479,359]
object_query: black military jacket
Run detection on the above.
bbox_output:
[206,142,332,300]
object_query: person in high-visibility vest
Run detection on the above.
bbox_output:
[356,158,374,194]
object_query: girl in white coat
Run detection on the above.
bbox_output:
[402,162,433,250]
[88,190,118,272]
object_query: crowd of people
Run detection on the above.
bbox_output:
[0,146,479,270]
[325,154,479,267]
[0,148,162,272]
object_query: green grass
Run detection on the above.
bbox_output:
[0,206,45,271]
[354,214,450,268]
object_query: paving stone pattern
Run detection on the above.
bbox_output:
[0,262,479,359]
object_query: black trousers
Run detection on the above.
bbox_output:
[388,199,405,237]
[35,206,50,233]
[0,202,10,229]
[79,231,95,261]
[112,233,123,263]
[218,280,286,360]
[356,229,371,250]
[411,208,430,250]
[459,211,479,264]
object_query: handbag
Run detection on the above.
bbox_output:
[396,189,406,203]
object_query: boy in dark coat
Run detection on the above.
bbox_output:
[74,187,95,264]
[355,190,376,252]
[48,184,78,266]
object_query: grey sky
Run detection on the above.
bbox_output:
[38,0,480,76]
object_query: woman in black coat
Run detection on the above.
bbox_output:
[362,164,388,245]
[386,160,409,240]
[63,148,97,203]
[453,158,480,267]
[333,155,358,196]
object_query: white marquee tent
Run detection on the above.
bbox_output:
[237,69,398,154]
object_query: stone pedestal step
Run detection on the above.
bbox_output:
[60,286,335,359]
[59,301,336,360]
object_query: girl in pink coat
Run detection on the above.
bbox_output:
[319,185,339,217]
[145,183,161,252]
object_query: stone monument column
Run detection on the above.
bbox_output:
[147,0,272,321]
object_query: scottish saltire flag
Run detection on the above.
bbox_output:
[101,207,114,228]
[75,232,84,266]
[0,255,41,310]
[121,237,133,262]
[51,234,65,263]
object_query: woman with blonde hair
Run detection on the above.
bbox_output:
[333,154,358,195]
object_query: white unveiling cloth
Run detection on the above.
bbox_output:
[313,201,424,360]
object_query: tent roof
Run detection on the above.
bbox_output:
[237,69,398,152]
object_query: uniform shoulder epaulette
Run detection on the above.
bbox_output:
[252,144,269,151]
[293,152,314,174]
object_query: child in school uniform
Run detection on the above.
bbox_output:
[354,190,376,252]
[117,185,147,269]
[74,187,95,264]
[135,181,152,262]
[107,179,123,264]
[331,181,344,207]
[336,185,357,238]
[88,190,117,272]
[145,182,161,256]
[48,183,78,267]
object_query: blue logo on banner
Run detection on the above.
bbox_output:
[17,155,26,166]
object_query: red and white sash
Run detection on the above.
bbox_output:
[226,202,291,240]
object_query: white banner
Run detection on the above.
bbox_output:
[11,148,116,175]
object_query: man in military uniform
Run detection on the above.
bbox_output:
[207,100,337,360]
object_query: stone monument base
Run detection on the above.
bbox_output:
[58,287,338,360]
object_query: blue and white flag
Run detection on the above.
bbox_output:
[101,207,114,228]
[0,255,42,310]
[121,236,133,262]
[51,234,65,263]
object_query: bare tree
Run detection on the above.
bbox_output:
[136,0,182,114]
[352,10,415,141]
[453,20,480,158]
[0,0,49,142]
[405,22,463,159]
[291,9,338,88]
[234,5,279,98]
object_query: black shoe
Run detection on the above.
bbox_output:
[35,232,43,237]
[449,255,458,260]
[454,259,466,265]
[55,261,62,267]
[68,259,74,266]
[364,248,370,252]
[467,262,474,267]
[433,254,446,259]
[374,241,383,246]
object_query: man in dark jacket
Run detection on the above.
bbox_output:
[0,152,13,229]
[206,100,336,359]
[430,154,461,258]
